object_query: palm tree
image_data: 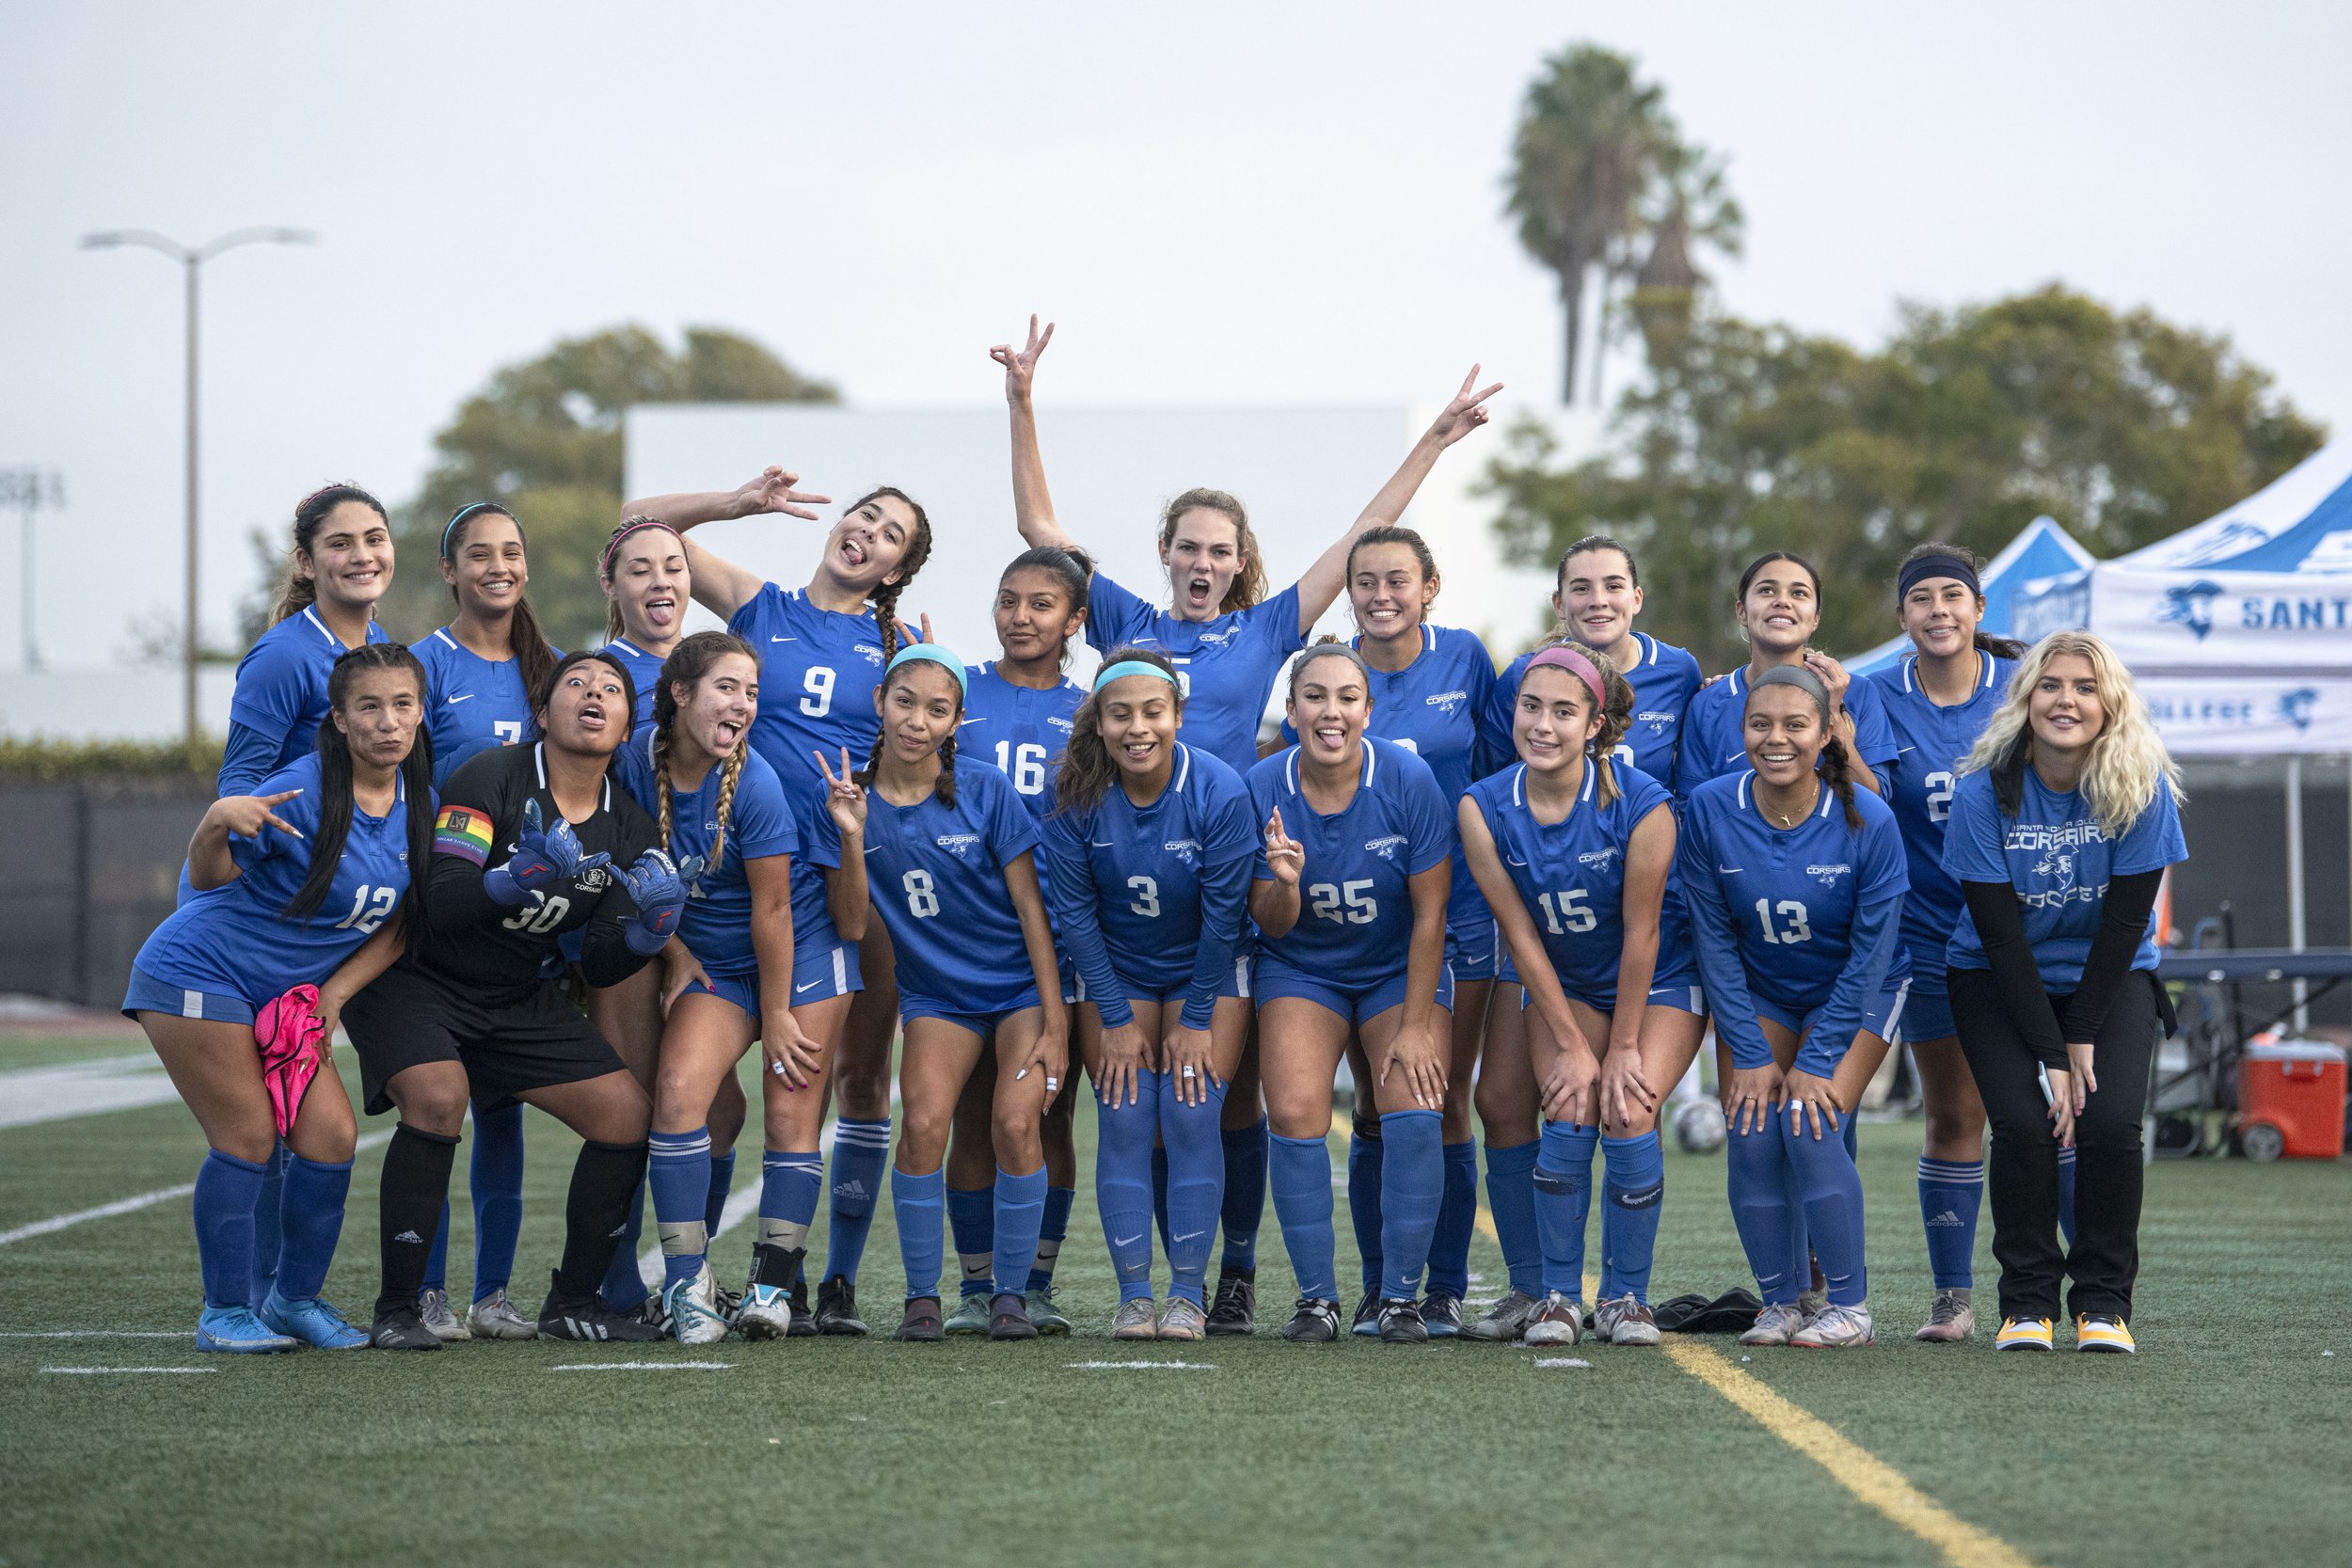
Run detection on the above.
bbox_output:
[1507,45,1679,404]
[1628,144,1744,370]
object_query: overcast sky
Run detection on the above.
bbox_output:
[3,0,2345,671]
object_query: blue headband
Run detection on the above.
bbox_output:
[885,642,967,695]
[442,501,502,559]
[1898,552,1981,602]
[1093,659,1178,692]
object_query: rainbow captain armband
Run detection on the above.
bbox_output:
[434,803,496,865]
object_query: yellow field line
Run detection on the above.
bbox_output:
[1327,1116,2035,1568]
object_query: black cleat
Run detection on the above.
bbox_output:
[989,1291,1039,1341]
[786,1273,818,1338]
[370,1303,443,1351]
[1281,1296,1343,1342]
[536,1272,666,1342]
[1350,1288,1382,1338]
[814,1274,866,1337]
[1205,1266,1256,1337]
[895,1295,946,1342]
[1378,1297,1430,1343]
[1421,1291,1465,1338]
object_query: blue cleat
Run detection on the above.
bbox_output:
[195,1306,299,1354]
[259,1290,369,1350]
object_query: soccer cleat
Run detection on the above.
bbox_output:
[1462,1289,1541,1344]
[537,1273,667,1342]
[1522,1291,1584,1347]
[1204,1267,1256,1337]
[1915,1289,1977,1344]
[712,1282,744,1326]
[257,1291,367,1351]
[415,1287,472,1342]
[195,1305,300,1354]
[894,1296,946,1342]
[814,1275,867,1337]
[737,1283,795,1341]
[1280,1297,1343,1343]
[466,1287,538,1341]
[367,1304,443,1352]
[1789,1302,1875,1348]
[1739,1302,1808,1348]
[1420,1291,1465,1338]
[1794,1283,1829,1328]
[626,1294,672,1335]
[662,1263,731,1346]
[1996,1316,2055,1351]
[1377,1298,1429,1344]
[945,1291,993,1337]
[1111,1297,1160,1340]
[1595,1292,1661,1347]
[1025,1283,1073,1337]
[1350,1288,1381,1338]
[989,1291,1039,1341]
[1156,1297,1208,1342]
[2074,1314,2136,1354]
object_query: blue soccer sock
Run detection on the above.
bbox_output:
[825,1117,892,1284]
[1917,1156,1984,1291]
[2056,1143,2078,1248]
[1097,1076,1160,1303]
[946,1184,995,1299]
[1726,1120,1798,1305]
[1375,1110,1444,1303]
[1159,1076,1228,1308]
[892,1165,946,1300]
[1533,1122,1598,1300]
[704,1148,738,1242]
[992,1165,1048,1298]
[647,1127,713,1287]
[758,1149,823,1253]
[600,1178,650,1310]
[470,1101,527,1301]
[1426,1138,1479,1299]
[1784,1117,1867,1307]
[1220,1117,1268,1272]
[1028,1184,1075,1291]
[1599,1131,1665,1305]
[275,1154,352,1303]
[1268,1132,1337,1302]
[1151,1142,1172,1255]
[1345,1118,1384,1294]
[195,1148,267,1310]
[1483,1139,1544,1297]
[249,1142,287,1307]
[422,1200,451,1295]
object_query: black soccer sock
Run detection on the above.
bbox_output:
[377,1125,460,1319]
[554,1139,651,1302]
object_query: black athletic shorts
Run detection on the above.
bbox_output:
[346,963,626,1117]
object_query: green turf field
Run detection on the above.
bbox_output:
[2,1034,2345,1568]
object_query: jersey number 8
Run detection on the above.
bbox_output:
[903,868,939,918]
[1308,879,1377,926]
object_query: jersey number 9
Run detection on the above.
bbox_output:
[802,667,835,718]
[903,868,939,918]
[1308,879,1376,926]
[1753,897,1812,945]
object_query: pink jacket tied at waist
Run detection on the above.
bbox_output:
[253,984,326,1137]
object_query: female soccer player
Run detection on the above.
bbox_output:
[1944,633,2185,1354]
[616,632,871,1343]
[853,645,1067,1341]
[1458,645,1680,1346]
[994,315,1498,1332]
[1679,665,1910,1349]
[126,643,431,1351]
[1042,648,1258,1339]
[598,515,692,734]
[1863,545,2026,1343]
[1249,644,1454,1344]
[624,469,933,1333]
[345,650,690,1350]
[407,501,563,1341]
[942,546,1091,1336]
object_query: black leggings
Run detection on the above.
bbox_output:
[1948,967,2160,1322]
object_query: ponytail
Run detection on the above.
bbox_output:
[848,487,933,661]
[442,503,557,709]
[274,483,388,626]
[1819,734,1864,831]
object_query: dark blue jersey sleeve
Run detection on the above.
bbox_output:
[1042,806,1133,1030]
[1676,806,1770,1069]
[1181,783,1261,1030]
[1084,573,1156,653]
[218,722,289,799]
[1396,750,1454,878]
[1795,893,1905,1079]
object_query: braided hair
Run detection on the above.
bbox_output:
[846,487,934,661]
[1743,670,1863,830]
[856,653,964,808]
[650,631,759,868]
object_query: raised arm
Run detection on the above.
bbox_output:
[1291,364,1503,632]
[991,315,1083,556]
[621,467,833,620]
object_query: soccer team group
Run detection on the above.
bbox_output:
[126,321,2187,1361]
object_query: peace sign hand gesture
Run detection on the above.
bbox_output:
[1426,364,1504,449]
[1263,808,1304,888]
[990,315,1056,404]
[206,788,305,843]
[815,747,867,838]
[728,467,834,523]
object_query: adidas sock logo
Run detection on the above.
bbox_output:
[394,1229,424,1243]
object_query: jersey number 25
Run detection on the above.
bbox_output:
[1308,879,1376,925]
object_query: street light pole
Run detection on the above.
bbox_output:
[0,469,65,670]
[81,227,313,744]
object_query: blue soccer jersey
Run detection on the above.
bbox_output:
[1942,768,2187,990]
[1492,632,1704,783]
[961,662,1085,822]
[614,736,799,979]
[414,626,558,790]
[1673,663,1899,801]
[1866,651,2013,991]
[134,753,419,1005]
[1677,770,1910,1067]
[1085,573,1307,777]
[218,607,393,795]
[727,584,909,800]
[1464,761,1675,1009]
[597,636,669,736]
[1041,743,1259,1029]
[1246,736,1454,984]
[862,763,1045,1015]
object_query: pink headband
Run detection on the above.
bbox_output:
[1522,645,1606,708]
[601,517,682,578]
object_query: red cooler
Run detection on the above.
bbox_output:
[2237,1039,2347,1161]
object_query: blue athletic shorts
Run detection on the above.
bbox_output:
[899,991,1042,1037]
[1507,954,1706,1020]
[1078,952,1256,1018]
[681,939,863,1017]
[1756,978,1912,1051]
[1253,956,1455,1027]
[121,966,258,1027]
[1444,914,1500,984]
[1898,974,1955,1043]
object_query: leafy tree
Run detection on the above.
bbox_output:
[1484,284,2327,671]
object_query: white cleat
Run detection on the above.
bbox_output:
[1111,1297,1160,1340]
[662,1263,732,1346]
[416,1288,472,1342]
[1740,1302,1808,1347]
[737,1282,795,1341]
[466,1287,538,1341]
[1789,1302,1875,1348]
[1521,1290,1584,1346]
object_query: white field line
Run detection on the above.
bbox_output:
[1534,1357,1592,1368]
[0,1053,179,1129]
[549,1360,735,1371]
[0,1129,392,1247]
[1064,1360,1216,1370]
[41,1366,216,1375]
[0,1330,184,1338]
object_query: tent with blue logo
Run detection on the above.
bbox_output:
[1848,515,2096,676]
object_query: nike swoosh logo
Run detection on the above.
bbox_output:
[770,635,796,642]
[1113,1234,1142,1247]
[1718,865,1743,873]
[445,694,474,705]
[1505,856,1529,867]
[960,717,988,725]
[1090,840,1115,848]
[794,978,823,993]
[1898,745,1916,754]
[1173,1229,1206,1243]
